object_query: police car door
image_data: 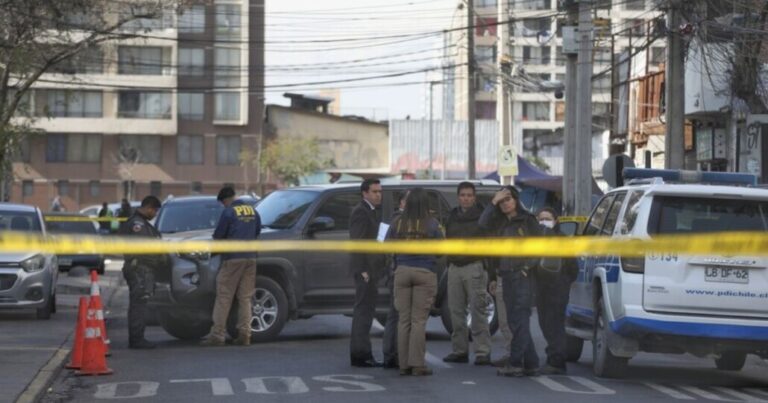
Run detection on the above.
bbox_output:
[569,193,625,323]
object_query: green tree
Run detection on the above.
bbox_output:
[0,0,187,199]
[257,138,334,186]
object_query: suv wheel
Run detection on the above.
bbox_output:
[439,295,499,337]
[715,352,747,371]
[227,276,288,343]
[159,311,211,340]
[593,296,628,378]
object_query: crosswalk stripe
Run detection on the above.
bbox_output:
[713,387,768,403]
[681,386,737,401]
[645,383,695,400]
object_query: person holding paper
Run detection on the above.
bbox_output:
[348,179,385,367]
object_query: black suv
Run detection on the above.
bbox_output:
[150,181,501,342]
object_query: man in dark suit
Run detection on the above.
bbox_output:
[349,178,384,367]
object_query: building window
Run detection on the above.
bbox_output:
[625,0,645,10]
[118,91,172,119]
[178,92,204,120]
[476,101,496,120]
[476,46,496,63]
[216,135,241,165]
[119,135,162,164]
[521,18,551,35]
[37,90,102,118]
[150,181,162,197]
[46,134,101,163]
[214,92,241,121]
[510,0,550,10]
[178,48,205,76]
[624,19,646,37]
[477,0,496,6]
[214,47,241,88]
[118,46,167,75]
[522,102,550,121]
[49,46,104,75]
[555,101,565,122]
[178,5,205,33]
[177,135,204,164]
[594,47,612,65]
[57,180,70,197]
[120,7,173,31]
[555,46,565,66]
[650,47,665,66]
[89,180,100,197]
[522,46,550,65]
[215,4,241,39]
[593,74,611,93]
[14,136,31,162]
[475,17,497,37]
[22,181,33,197]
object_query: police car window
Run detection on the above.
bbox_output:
[427,191,448,224]
[313,192,360,231]
[649,196,768,234]
[601,192,626,236]
[584,195,614,236]
[620,191,643,234]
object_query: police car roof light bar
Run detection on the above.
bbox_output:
[622,168,757,186]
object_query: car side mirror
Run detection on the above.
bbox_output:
[308,216,335,233]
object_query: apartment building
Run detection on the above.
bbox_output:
[445,0,664,175]
[10,0,264,211]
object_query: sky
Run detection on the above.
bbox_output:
[264,0,459,121]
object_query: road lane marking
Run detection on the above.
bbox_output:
[425,352,451,369]
[312,375,385,392]
[242,377,309,394]
[645,383,696,400]
[170,378,234,396]
[714,387,768,402]
[532,376,615,395]
[744,389,768,398]
[94,382,159,399]
[681,386,739,401]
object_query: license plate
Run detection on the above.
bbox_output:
[58,258,72,266]
[704,266,749,284]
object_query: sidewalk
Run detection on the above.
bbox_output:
[1,262,123,403]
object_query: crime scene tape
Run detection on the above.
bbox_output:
[44,216,128,223]
[2,231,768,257]
[559,216,588,223]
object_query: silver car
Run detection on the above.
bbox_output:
[0,203,58,319]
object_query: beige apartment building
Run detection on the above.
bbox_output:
[10,0,265,211]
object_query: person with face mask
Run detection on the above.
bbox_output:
[533,207,577,374]
[479,186,542,377]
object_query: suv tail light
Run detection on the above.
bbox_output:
[621,256,645,273]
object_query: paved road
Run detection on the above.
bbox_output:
[38,276,768,403]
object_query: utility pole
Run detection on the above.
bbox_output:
[665,0,685,169]
[498,0,513,185]
[429,81,437,179]
[562,2,579,216]
[574,0,593,216]
[467,0,476,179]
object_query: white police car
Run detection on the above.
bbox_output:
[565,169,768,378]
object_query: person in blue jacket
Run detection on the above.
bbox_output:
[201,187,261,347]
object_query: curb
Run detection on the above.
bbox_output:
[16,274,124,403]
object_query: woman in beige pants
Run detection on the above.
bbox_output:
[386,188,444,376]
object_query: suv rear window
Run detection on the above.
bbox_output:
[157,200,224,234]
[47,219,97,234]
[649,196,768,234]
[257,190,318,229]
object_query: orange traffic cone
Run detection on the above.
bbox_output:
[89,270,110,356]
[65,296,88,370]
[75,299,113,376]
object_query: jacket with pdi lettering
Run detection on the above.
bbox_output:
[213,200,262,260]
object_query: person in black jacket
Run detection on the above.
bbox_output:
[348,179,385,367]
[479,186,542,377]
[443,182,493,365]
[534,207,577,374]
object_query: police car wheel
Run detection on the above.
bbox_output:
[714,352,747,371]
[226,275,288,343]
[592,296,628,378]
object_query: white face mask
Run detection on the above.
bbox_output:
[539,219,555,229]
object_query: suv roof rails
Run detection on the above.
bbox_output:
[623,168,757,187]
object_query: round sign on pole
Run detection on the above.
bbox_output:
[602,154,635,188]
[499,146,518,179]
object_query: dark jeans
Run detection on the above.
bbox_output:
[383,277,398,364]
[123,263,155,343]
[535,272,571,369]
[350,273,378,361]
[500,269,539,369]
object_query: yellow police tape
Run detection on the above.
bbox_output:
[1,231,768,257]
[559,216,588,223]
[44,216,128,223]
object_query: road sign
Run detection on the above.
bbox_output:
[499,146,518,178]
[602,154,635,188]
